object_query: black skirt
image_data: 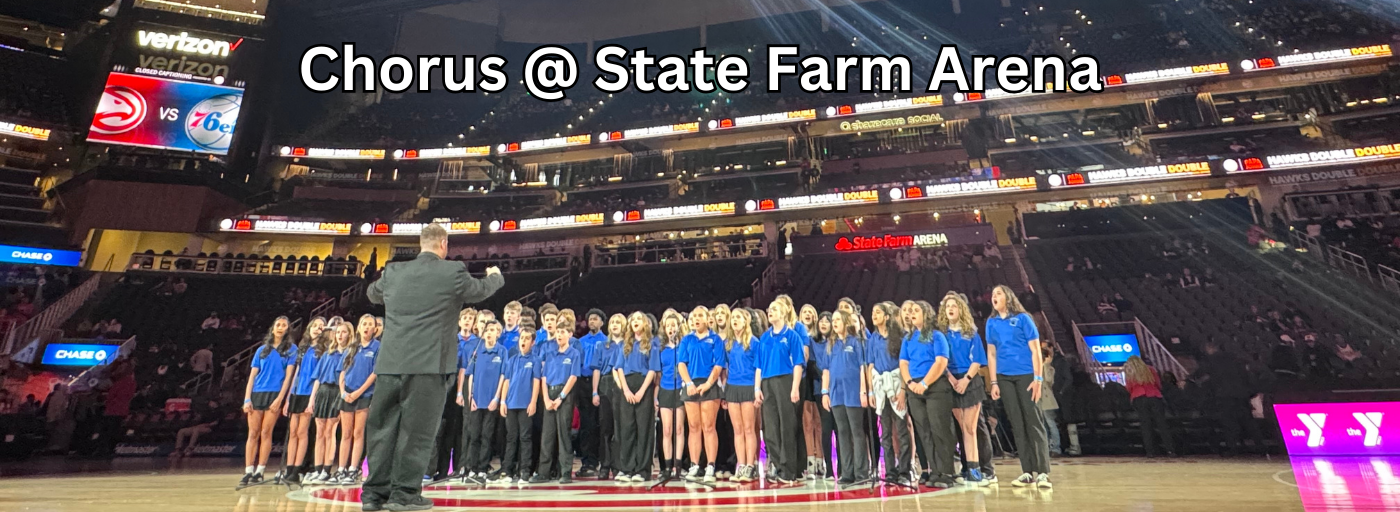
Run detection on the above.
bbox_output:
[288,394,311,414]
[724,385,755,403]
[250,391,278,411]
[953,375,988,409]
[341,394,372,412]
[684,384,723,403]
[313,382,341,418]
[657,388,683,409]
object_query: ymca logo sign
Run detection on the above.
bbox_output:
[1275,402,1395,455]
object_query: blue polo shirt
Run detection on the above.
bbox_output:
[499,325,521,352]
[537,327,552,344]
[865,331,899,373]
[810,339,831,394]
[466,342,507,406]
[757,326,806,379]
[945,329,988,375]
[985,312,1040,376]
[503,348,541,409]
[659,344,682,390]
[250,348,294,393]
[899,329,950,381]
[826,337,867,408]
[291,348,321,395]
[679,331,724,381]
[725,337,758,386]
[542,341,583,387]
[315,350,345,384]
[579,332,606,373]
[344,344,378,396]
[457,333,481,372]
[615,340,662,375]
[592,339,623,375]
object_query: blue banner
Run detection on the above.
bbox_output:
[0,244,82,266]
[42,343,121,366]
[1083,333,1141,366]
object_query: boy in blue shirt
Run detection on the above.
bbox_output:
[457,320,506,484]
[531,318,583,483]
[497,324,541,484]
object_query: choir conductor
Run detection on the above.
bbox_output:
[362,224,504,511]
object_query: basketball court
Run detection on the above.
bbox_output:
[4,455,1380,511]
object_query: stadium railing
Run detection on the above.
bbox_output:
[126,253,364,278]
[516,273,572,308]
[1381,265,1400,295]
[1071,319,1188,385]
[67,335,138,390]
[2,274,101,355]
[591,238,766,268]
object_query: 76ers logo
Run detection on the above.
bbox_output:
[91,85,148,135]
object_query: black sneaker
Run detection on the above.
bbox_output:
[528,473,551,484]
[385,495,433,512]
[929,476,956,489]
[576,468,597,478]
[837,476,856,485]
[240,473,254,486]
[362,497,386,512]
[559,473,573,484]
[895,475,912,487]
[250,473,265,485]
[597,469,612,481]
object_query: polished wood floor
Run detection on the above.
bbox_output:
[0,455,1377,511]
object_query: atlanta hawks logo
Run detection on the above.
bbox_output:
[300,481,959,509]
[91,85,148,135]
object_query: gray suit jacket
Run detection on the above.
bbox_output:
[367,252,504,375]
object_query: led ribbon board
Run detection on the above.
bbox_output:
[598,122,700,142]
[219,218,352,235]
[708,109,817,131]
[1241,44,1391,72]
[1104,62,1230,87]
[491,213,605,232]
[889,177,1038,201]
[498,135,591,154]
[279,146,386,159]
[1047,161,1211,188]
[1224,143,1400,173]
[393,146,490,159]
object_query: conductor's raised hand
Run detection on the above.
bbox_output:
[485,266,502,277]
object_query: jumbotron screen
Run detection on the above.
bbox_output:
[88,72,243,155]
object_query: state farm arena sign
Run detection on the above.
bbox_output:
[791,224,998,255]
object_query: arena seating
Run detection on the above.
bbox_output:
[0,49,71,125]
[787,251,1020,313]
[558,259,767,315]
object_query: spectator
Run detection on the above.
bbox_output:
[1125,356,1176,457]
[201,313,221,330]
[1096,295,1118,316]
[1197,339,1266,456]
[104,318,123,337]
[1039,341,1063,456]
[1112,293,1134,313]
[171,399,226,458]
[1178,268,1201,288]
[101,360,138,457]
[190,345,214,374]
[1064,257,1077,273]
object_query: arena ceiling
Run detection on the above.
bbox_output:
[307,0,879,43]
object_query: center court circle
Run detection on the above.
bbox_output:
[299,481,962,509]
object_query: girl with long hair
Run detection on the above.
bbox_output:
[612,312,660,482]
[335,315,378,485]
[900,301,957,488]
[241,316,295,486]
[805,312,835,480]
[590,314,628,480]
[305,320,350,484]
[986,285,1052,488]
[722,307,760,482]
[282,316,326,483]
[679,306,724,482]
[823,310,869,484]
[866,301,911,484]
[1124,355,1176,457]
[755,298,807,483]
[656,310,688,480]
[938,293,992,486]
[709,303,737,480]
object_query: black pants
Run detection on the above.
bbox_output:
[539,385,575,477]
[865,408,880,471]
[1209,396,1263,454]
[599,379,619,472]
[616,373,655,475]
[363,373,451,503]
[877,399,912,477]
[575,376,599,469]
[760,375,803,479]
[427,383,462,478]
[530,392,545,473]
[907,380,957,477]
[832,406,869,479]
[997,374,1051,475]
[1133,396,1176,456]
[462,408,499,473]
[503,409,533,477]
[819,406,836,474]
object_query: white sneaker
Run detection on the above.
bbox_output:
[684,465,700,481]
[1012,472,1035,487]
[615,472,630,482]
[703,465,716,483]
[630,473,645,482]
[1034,473,1053,489]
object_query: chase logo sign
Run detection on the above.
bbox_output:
[42,343,120,366]
[0,244,82,266]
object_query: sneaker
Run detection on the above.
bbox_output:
[928,476,955,489]
[966,468,988,487]
[894,475,912,487]
[703,465,716,483]
[614,472,630,482]
[560,473,573,484]
[837,475,855,485]
[1012,472,1035,487]
[492,473,515,484]
[384,495,433,512]
[684,465,700,481]
[984,473,998,485]
[1034,473,1053,489]
[576,467,597,478]
[529,473,551,484]
[630,473,644,482]
[597,469,611,481]
[515,475,530,484]
[806,458,817,478]
[240,473,254,486]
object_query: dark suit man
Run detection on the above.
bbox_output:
[362,224,504,511]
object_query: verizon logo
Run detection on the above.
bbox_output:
[137,30,242,58]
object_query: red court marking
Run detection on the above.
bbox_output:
[309,481,945,508]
